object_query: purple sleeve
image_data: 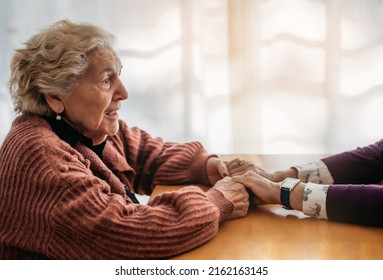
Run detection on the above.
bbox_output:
[327,184,383,226]
[321,140,383,226]
[321,139,383,184]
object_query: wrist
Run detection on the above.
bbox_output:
[278,178,303,210]
[289,182,304,211]
[272,168,298,182]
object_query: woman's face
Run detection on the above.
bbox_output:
[61,48,128,144]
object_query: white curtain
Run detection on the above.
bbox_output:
[1,0,383,154]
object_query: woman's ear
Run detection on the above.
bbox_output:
[44,94,64,114]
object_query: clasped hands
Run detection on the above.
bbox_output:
[206,157,296,220]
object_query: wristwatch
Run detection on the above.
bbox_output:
[279,177,301,210]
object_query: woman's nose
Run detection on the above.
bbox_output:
[116,79,128,100]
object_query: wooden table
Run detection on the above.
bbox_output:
[150,154,383,260]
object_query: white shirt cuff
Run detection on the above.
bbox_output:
[293,160,334,184]
[302,182,329,219]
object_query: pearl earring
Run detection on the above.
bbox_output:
[56,113,62,121]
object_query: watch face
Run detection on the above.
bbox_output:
[280,178,301,190]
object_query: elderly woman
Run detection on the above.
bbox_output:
[0,20,249,259]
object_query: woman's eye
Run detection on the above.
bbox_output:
[101,78,111,86]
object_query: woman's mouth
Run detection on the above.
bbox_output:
[105,110,119,120]
[105,111,117,116]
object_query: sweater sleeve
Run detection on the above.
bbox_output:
[321,139,383,184]
[46,142,233,259]
[113,121,214,195]
[326,184,383,227]
[318,140,383,226]
[50,171,233,259]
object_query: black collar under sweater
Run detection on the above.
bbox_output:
[44,116,140,204]
[44,116,107,159]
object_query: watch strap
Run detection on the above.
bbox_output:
[280,187,293,210]
[279,178,301,210]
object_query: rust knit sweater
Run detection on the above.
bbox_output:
[0,114,234,259]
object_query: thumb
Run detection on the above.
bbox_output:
[218,160,230,177]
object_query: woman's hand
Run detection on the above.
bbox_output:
[206,157,229,186]
[213,177,249,220]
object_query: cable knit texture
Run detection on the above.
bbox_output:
[0,114,234,259]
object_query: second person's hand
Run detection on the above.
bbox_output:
[231,170,280,206]
[226,158,298,182]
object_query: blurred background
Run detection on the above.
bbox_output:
[1,0,383,154]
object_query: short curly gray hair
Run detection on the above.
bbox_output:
[9,19,115,116]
